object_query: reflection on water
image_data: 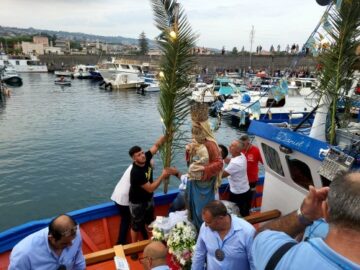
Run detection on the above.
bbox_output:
[0,73,244,231]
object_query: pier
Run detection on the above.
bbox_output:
[39,54,317,73]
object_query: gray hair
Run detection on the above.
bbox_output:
[327,170,360,230]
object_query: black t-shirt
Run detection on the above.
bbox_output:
[129,151,154,204]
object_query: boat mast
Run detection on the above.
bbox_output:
[249,26,255,70]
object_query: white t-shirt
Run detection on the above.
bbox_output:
[111,164,132,206]
[225,154,249,194]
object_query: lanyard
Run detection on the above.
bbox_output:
[216,230,236,250]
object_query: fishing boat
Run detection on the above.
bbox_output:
[190,77,239,103]
[221,84,317,126]
[0,180,280,270]
[243,0,360,234]
[1,0,359,269]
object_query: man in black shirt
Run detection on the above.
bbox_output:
[128,135,171,243]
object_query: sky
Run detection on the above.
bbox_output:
[0,0,327,51]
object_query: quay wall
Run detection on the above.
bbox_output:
[39,54,317,72]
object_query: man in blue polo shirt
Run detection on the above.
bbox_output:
[192,200,255,270]
[9,214,85,270]
[252,171,360,270]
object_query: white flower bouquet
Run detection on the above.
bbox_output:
[167,221,197,269]
[151,225,166,241]
[150,211,189,242]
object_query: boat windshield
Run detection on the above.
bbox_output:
[27,60,41,66]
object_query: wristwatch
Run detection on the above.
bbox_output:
[297,208,313,226]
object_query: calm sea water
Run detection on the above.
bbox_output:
[0,73,245,231]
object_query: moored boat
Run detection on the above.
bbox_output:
[100,72,144,90]
[0,66,23,87]
[54,78,72,86]
[0,53,47,73]
[54,70,74,77]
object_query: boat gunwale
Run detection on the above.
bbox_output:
[0,178,261,253]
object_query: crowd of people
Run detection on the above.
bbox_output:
[7,102,360,269]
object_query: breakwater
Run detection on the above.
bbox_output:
[39,54,317,72]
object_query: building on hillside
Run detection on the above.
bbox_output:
[44,46,63,55]
[106,44,124,54]
[21,42,44,55]
[148,49,162,56]
[33,36,49,47]
[55,39,70,54]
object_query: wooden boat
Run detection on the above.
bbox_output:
[0,180,273,270]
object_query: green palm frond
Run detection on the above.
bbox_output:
[150,0,197,193]
[317,0,360,144]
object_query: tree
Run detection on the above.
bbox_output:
[270,45,275,53]
[70,41,82,50]
[138,31,149,55]
[231,47,238,55]
[221,46,225,55]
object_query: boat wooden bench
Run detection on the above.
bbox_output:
[85,239,150,266]
[85,209,281,266]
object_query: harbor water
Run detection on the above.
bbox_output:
[0,73,246,231]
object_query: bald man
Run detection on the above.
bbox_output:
[140,241,169,270]
[9,214,85,270]
[222,140,252,217]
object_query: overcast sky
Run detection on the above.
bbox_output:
[0,0,327,51]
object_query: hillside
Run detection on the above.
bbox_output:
[0,25,156,47]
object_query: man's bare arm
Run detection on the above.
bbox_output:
[256,186,329,238]
[149,135,167,155]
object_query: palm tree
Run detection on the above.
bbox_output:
[150,0,197,193]
[312,0,360,144]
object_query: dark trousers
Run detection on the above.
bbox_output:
[229,188,252,217]
[115,204,148,245]
[169,190,186,213]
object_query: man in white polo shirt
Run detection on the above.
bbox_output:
[111,164,148,245]
[221,140,252,217]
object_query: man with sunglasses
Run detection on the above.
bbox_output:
[9,214,85,270]
[139,241,169,270]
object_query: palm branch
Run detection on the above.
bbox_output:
[150,0,197,193]
[316,0,360,144]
